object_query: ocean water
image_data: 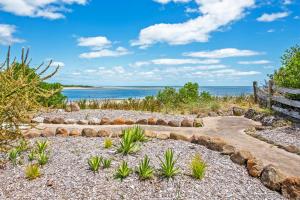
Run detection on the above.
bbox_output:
[62,86,253,100]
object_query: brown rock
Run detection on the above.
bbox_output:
[88,118,100,125]
[156,132,170,140]
[69,129,81,136]
[232,107,245,116]
[51,117,65,124]
[24,129,41,139]
[168,120,180,127]
[281,177,300,200]
[221,144,236,155]
[56,127,69,136]
[193,118,204,127]
[82,128,97,137]
[43,117,52,124]
[41,128,55,137]
[112,118,126,125]
[181,119,193,127]
[136,119,148,125]
[77,120,88,125]
[46,179,54,187]
[64,119,76,124]
[148,118,157,125]
[70,102,80,111]
[156,119,168,126]
[285,145,299,154]
[261,164,286,191]
[206,137,227,152]
[230,150,253,165]
[208,112,218,117]
[247,158,264,177]
[97,130,110,137]
[100,117,111,125]
[170,132,193,142]
[145,130,157,138]
[125,119,135,125]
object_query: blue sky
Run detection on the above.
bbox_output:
[0,0,299,86]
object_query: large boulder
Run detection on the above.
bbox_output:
[82,128,98,137]
[168,120,180,127]
[97,130,110,137]
[232,107,246,116]
[112,118,126,125]
[64,118,76,124]
[70,102,80,112]
[181,119,193,127]
[69,129,81,136]
[24,129,41,139]
[170,132,194,142]
[125,119,135,125]
[244,109,257,119]
[260,164,286,191]
[221,144,236,155]
[51,117,65,124]
[41,128,55,137]
[281,177,300,200]
[136,119,148,125]
[230,150,253,165]
[56,127,69,136]
[77,119,88,125]
[193,118,204,127]
[247,158,264,177]
[43,117,52,124]
[100,117,111,125]
[156,132,170,140]
[148,118,157,125]
[88,118,100,125]
[192,135,227,152]
[156,119,168,126]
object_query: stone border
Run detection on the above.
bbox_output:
[23,127,299,200]
[32,117,204,128]
[245,127,300,156]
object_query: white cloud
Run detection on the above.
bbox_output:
[132,0,254,48]
[78,36,131,59]
[192,69,260,77]
[184,48,261,58]
[129,61,151,68]
[77,36,111,50]
[267,29,275,33]
[238,60,271,65]
[0,24,24,45]
[185,7,198,13]
[51,61,65,67]
[153,0,191,4]
[0,0,87,20]
[151,58,219,65]
[283,0,292,5]
[257,12,289,22]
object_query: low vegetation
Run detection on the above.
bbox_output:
[25,164,41,180]
[88,156,102,172]
[158,149,179,179]
[190,154,206,180]
[36,140,48,153]
[37,152,49,166]
[102,158,112,169]
[136,155,154,180]
[8,148,19,165]
[115,161,132,180]
[103,138,113,149]
[117,128,140,155]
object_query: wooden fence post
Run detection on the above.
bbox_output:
[253,81,258,103]
[267,80,274,109]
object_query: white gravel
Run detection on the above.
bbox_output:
[255,126,300,149]
[38,109,197,122]
[0,137,284,200]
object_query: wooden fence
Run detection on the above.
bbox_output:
[253,81,300,119]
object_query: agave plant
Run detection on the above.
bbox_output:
[102,158,112,169]
[37,152,49,166]
[117,129,140,155]
[88,156,102,172]
[158,149,179,178]
[8,148,19,165]
[103,137,113,149]
[25,164,41,180]
[16,139,30,152]
[36,140,48,153]
[114,161,132,180]
[131,126,147,142]
[28,150,36,161]
[190,153,206,180]
[136,155,154,180]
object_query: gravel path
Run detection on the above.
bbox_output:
[37,109,196,122]
[255,126,300,149]
[0,137,284,200]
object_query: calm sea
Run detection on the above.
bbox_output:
[62,86,253,100]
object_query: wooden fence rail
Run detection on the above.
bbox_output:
[253,80,300,119]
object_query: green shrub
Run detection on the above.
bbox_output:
[131,126,147,142]
[158,149,179,178]
[25,164,41,180]
[190,154,206,180]
[103,138,113,149]
[28,150,36,161]
[115,161,132,180]
[102,158,112,169]
[16,139,30,152]
[136,155,154,180]
[8,148,19,165]
[118,129,140,155]
[157,87,179,109]
[178,82,199,103]
[88,156,102,172]
[36,140,48,153]
[37,152,49,166]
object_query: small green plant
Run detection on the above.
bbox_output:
[25,164,41,180]
[28,150,36,161]
[8,148,19,165]
[103,138,113,149]
[16,139,29,152]
[131,126,147,142]
[102,158,112,169]
[190,154,206,180]
[115,161,132,180]
[37,152,49,166]
[159,149,179,179]
[36,140,48,153]
[136,155,154,180]
[88,156,102,172]
[118,129,140,155]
